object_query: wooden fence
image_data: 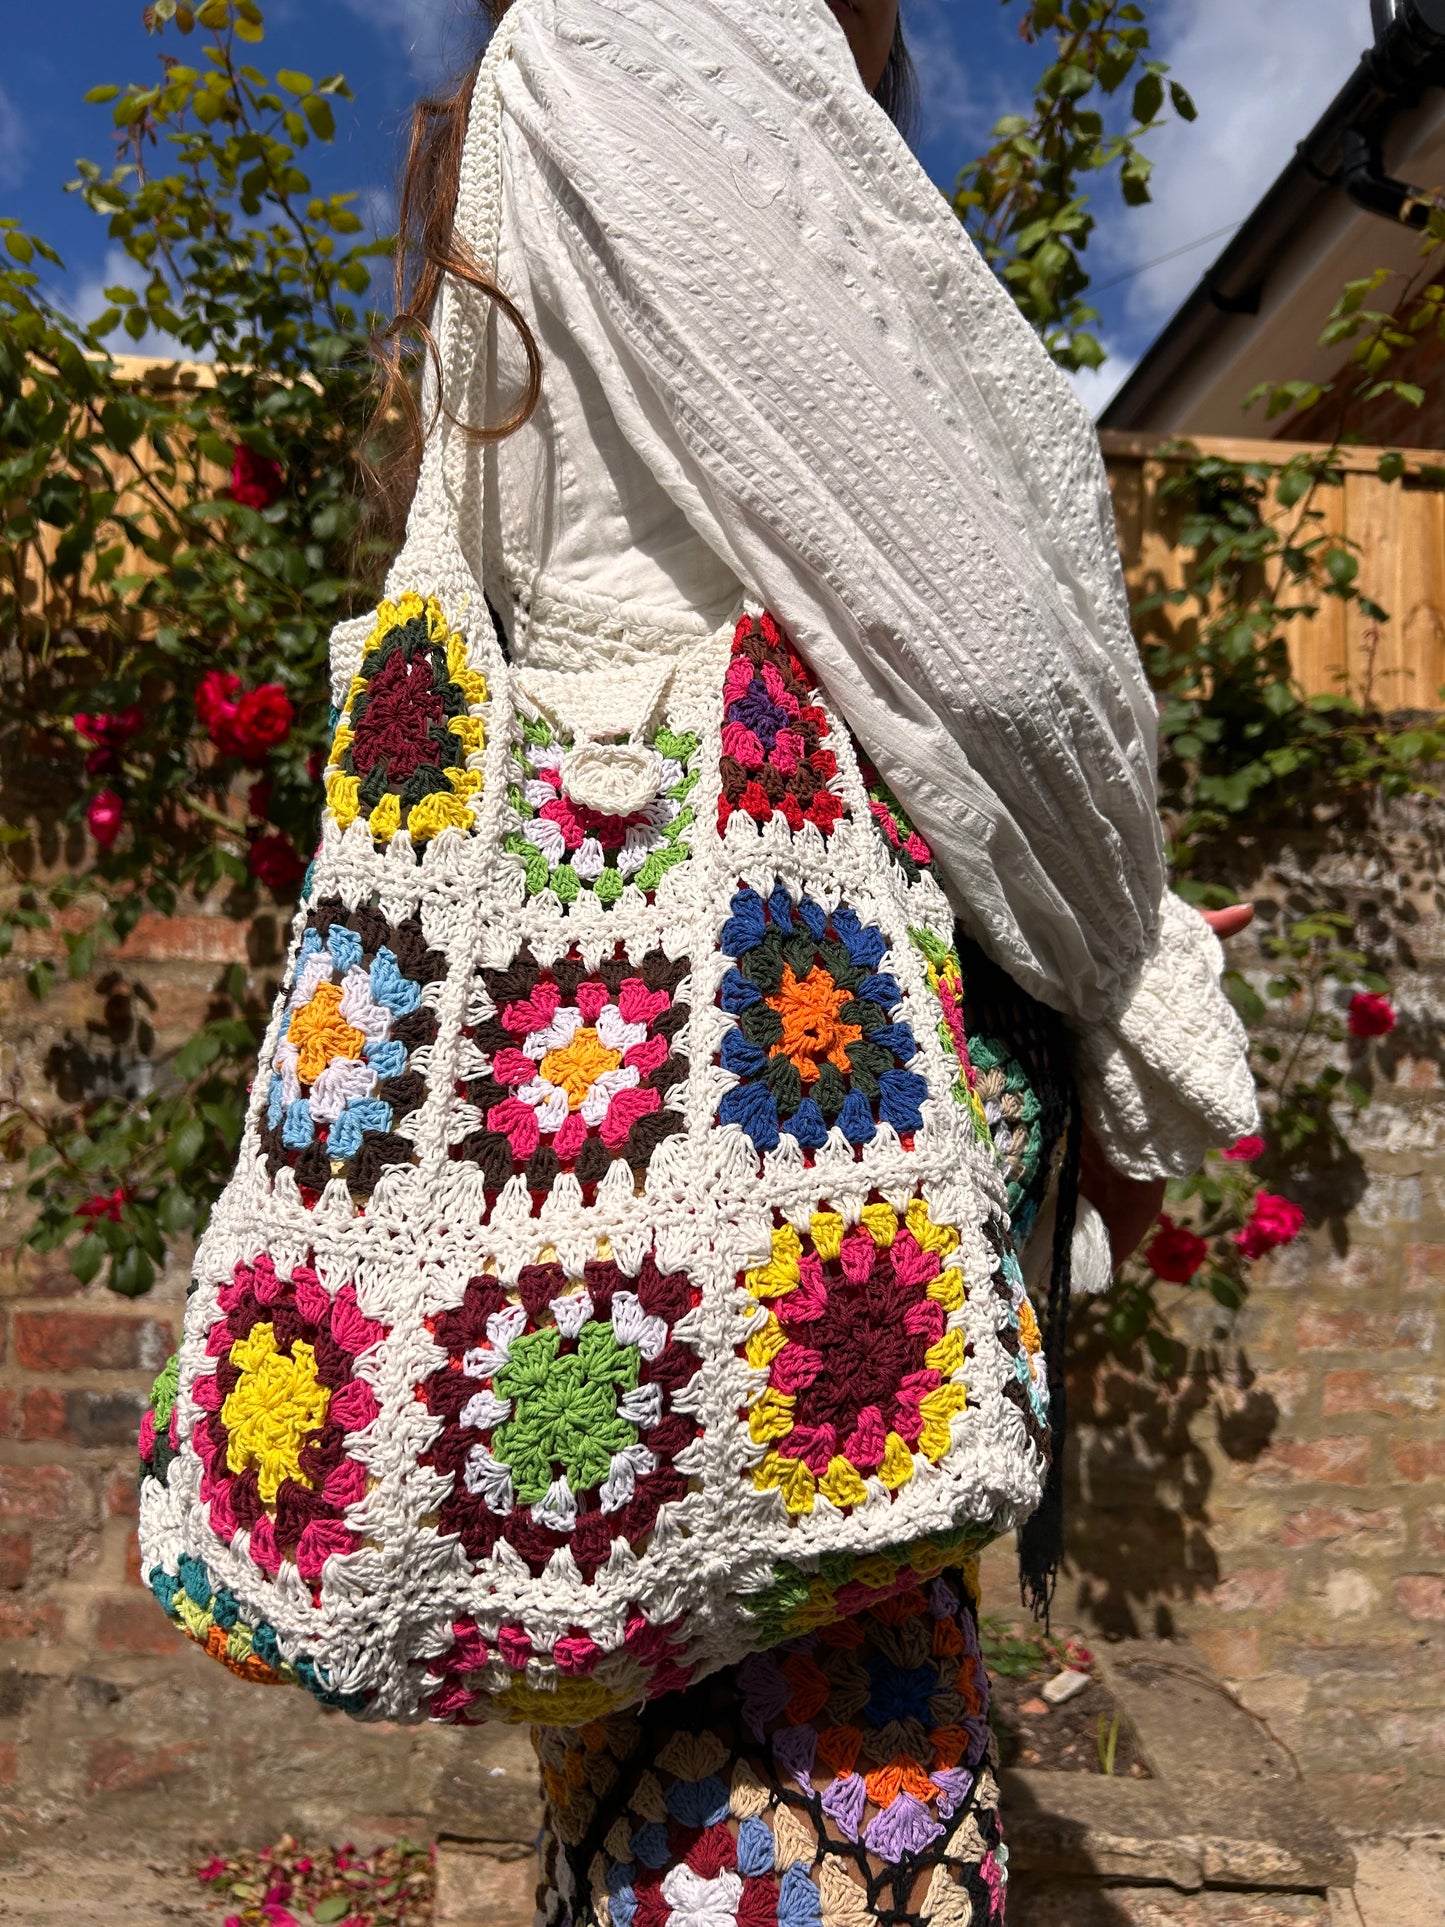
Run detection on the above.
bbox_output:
[14,363,1445,709]
[1101,430,1445,709]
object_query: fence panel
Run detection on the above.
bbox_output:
[1099,430,1445,709]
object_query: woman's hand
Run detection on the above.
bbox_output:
[1077,900,1255,1271]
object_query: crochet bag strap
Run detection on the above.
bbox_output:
[382,12,514,623]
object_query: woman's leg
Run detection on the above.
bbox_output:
[533,1569,1006,1925]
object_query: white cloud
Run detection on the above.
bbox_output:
[1091,0,1368,330]
[0,82,25,192]
[340,0,485,86]
[1069,349,1138,421]
[906,0,994,153]
[63,244,209,362]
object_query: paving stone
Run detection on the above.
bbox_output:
[433,1839,536,1927]
[1006,1884,1334,1925]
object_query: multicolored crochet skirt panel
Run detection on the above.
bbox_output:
[533,1565,1005,1927]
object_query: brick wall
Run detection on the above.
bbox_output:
[1,804,1441,1851]
[983,795,1445,1837]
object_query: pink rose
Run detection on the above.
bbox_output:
[1236,1191,1306,1261]
[87,789,124,849]
[1145,1216,1209,1284]
[1348,992,1396,1039]
[1222,1134,1267,1163]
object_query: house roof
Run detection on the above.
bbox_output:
[1100,1,1445,435]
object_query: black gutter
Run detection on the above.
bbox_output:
[1099,0,1445,432]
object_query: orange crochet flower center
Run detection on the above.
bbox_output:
[766,963,862,1082]
[540,1027,623,1109]
[289,982,366,1084]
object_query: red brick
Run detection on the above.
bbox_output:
[0,1465,85,1522]
[115,913,251,964]
[1322,1372,1442,1418]
[0,1743,17,1789]
[11,1310,172,1374]
[1279,1505,1405,1554]
[124,1530,142,1587]
[85,1737,206,1798]
[1395,1576,1445,1623]
[1253,1368,1309,1418]
[1404,1244,1445,1292]
[94,1594,176,1658]
[1294,1307,1426,1352]
[1247,1436,1372,1486]
[16,1388,68,1442]
[105,1471,138,1519]
[0,1532,31,1590]
[2,1247,88,1302]
[1389,1439,1445,1483]
[0,1601,63,1643]
[1420,1510,1445,1556]
[1187,1626,1263,1680]
[1211,1567,1289,1613]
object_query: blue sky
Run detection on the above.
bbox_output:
[1,0,1377,411]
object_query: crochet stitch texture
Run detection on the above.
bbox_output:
[137,17,1049,1726]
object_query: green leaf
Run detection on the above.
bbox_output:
[301,94,335,141]
[1132,71,1164,123]
[311,1898,352,1924]
[111,1245,156,1299]
[167,1118,206,1173]
[71,1235,106,1286]
[26,961,56,1003]
[277,68,315,95]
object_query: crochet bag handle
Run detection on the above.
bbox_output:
[384,11,515,620]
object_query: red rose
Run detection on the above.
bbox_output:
[1236,1191,1306,1261]
[75,707,143,776]
[195,670,243,754]
[249,831,306,895]
[1348,991,1396,1040]
[74,706,142,748]
[1222,1134,1266,1163]
[1145,1215,1208,1284]
[87,789,124,850]
[230,684,294,761]
[77,1185,128,1223]
[230,444,284,510]
[247,777,273,821]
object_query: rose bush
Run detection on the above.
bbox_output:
[0,0,1436,1328]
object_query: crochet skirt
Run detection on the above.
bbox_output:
[532,1565,1007,1926]
[525,926,1072,1926]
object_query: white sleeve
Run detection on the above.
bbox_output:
[491,0,1167,1023]
[483,0,1255,1172]
[1069,893,1260,1181]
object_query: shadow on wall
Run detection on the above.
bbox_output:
[1058,799,1445,1642]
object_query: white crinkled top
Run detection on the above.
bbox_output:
[434,0,1256,1178]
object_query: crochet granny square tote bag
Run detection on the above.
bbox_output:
[136,14,1051,1726]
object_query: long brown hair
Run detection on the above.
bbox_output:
[371,0,917,512]
[368,1,537,520]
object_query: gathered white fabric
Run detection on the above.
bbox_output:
[1069,893,1259,1180]
[441,0,1257,1179]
